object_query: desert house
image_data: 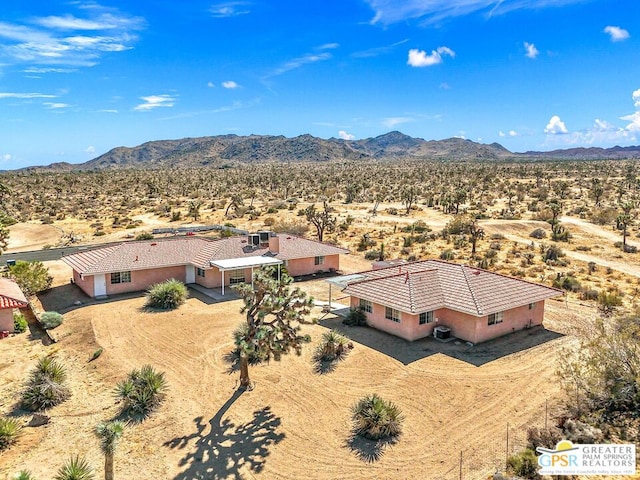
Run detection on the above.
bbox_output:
[333,259,563,344]
[62,232,349,299]
[0,278,28,333]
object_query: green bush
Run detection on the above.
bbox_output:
[145,279,187,309]
[530,228,547,239]
[114,365,167,418]
[0,416,22,451]
[553,275,581,292]
[343,308,367,327]
[89,348,103,362]
[440,249,455,260]
[13,311,28,333]
[14,471,36,480]
[351,394,404,440]
[54,456,94,480]
[8,260,52,296]
[314,330,352,362]
[40,311,63,329]
[506,449,539,479]
[22,356,70,411]
[135,232,154,241]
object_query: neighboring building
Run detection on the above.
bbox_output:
[0,278,28,332]
[62,232,349,299]
[337,259,563,344]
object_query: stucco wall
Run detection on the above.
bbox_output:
[350,297,546,344]
[0,309,13,332]
[195,266,257,289]
[106,266,186,296]
[287,254,340,277]
[73,270,94,298]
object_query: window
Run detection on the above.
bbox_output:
[196,268,206,277]
[314,256,325,265]
[359,299,372,313]
[110,271,131,284]
[385,306,400,323]
[419,311,434,325]
[528,302,535,310]
[488,311,504,326]
[229,269,246,284]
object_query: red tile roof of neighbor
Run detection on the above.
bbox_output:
[0,278,28,309]
[343,259,564,317]
[62,234,349,275]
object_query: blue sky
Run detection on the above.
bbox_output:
[1,0,639,168]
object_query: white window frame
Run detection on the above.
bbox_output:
[228,269,246,284]
[385,306,400,323]
[528,302,535,310]
[419,311,434,325]
[314,256,325,265]
[488,311,504,326]
[359,299,373,313]
[110,271,131,284]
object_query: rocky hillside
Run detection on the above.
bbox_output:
[523,145,640,160]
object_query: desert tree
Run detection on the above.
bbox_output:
[548,199,562,226]
[590,178,604,206]
[616,201,636,251]
[0,221,8,255]
[233,266,314,389]
[224,193,244,217]
[95,421,125,480]
[8,261,52,296]
[304,201,336,242]
[187,199,202,221]
[401,185,419,215]
[468,218,485,256]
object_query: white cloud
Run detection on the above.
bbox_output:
[498,131,506,137]
[265,50,332,78]
[0,6,144,69]
[44,102,70,109]
[352,39,408,58]
[604,25,630,42]
[0,92,56,99]
[365,0,586,26]
[134,94,176,111]
[338,130,355,140]
[207,81,215,88]
[633,88,640,109]
[222,80,239,89]
[407,46,455,67]
[2,154,11,161]
[319,43,339,50]
[544,115,568,134]
[524,42,539,59]
[439,82,451,89]
[382,116,412,128]
[210,2,251,18]
[85,145,96,155]
[509,130,518,137]
[98,109,118,113]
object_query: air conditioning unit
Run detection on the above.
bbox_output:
[248,234,260,246]
[258,231,271,246]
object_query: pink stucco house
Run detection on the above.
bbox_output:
[336,259,563,345]
[62,232,348,299]
[0,278,28,332]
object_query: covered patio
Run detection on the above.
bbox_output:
[210,256,283,296]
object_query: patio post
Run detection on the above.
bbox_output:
[221,269,225,296]
[251,266,254,289]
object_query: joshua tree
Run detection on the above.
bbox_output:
[616,201,636,250]
[468,219,485,256]
[187,199,202,221]
[401,185,419,215]
[95,421,125,480]
[0,221,8,255]
[233,266,314,389]
[304,201,336,242]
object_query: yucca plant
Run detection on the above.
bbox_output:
[115,365,167,418]
[21,356,70,411]
[0,416,23,451]
[315,330,351,362]
[232,322,269,364]
[53,456,94,480]
[145,279,187,309]
[96,421,125,480]
[14,471,36,480]
[351,394,404,440]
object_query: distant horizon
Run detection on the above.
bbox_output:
[1,1,638,169]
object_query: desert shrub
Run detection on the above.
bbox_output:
[40,311,63,329]
[22,356,71,411]
[145,279,187,309]
[351,394,404,440]
[551,223,570,242]
[343,308,367,327]
[530,227,547,239]
[561,418,603,444]
[8,260,52,296]
[597,290,623,315]
[89,348,103,362]
[526,426,563,452]
[506,449,539,479]
[543,245,564,262]
[13,311,28,333]
[624,244,638,253]
[314,330,352,362]
[135,232,154,241]
[263,216,275,226]
[0,416,22,451]
[357,236,377,251]
[114,365,167,418]
[233,323,268,364]
[553,275,581,292]
[401,221,431,234]
[440,249,455,260]
[364,250,381,260]
[386,207,398,215]
[271,219,309,236]
[576,245,591,252]
[14,471,36,480]
[54,456,94,480]
[580,289,599,301]
[589,207,618,225]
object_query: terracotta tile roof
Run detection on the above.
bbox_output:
[343,259,563,316]
[62,234,349,275]
[0,278,28,309]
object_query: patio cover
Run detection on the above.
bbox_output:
[210,256,283,271]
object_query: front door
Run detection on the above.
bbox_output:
[94,274,107,297]
[185,265,196,284]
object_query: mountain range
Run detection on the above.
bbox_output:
[21,132,640,171]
